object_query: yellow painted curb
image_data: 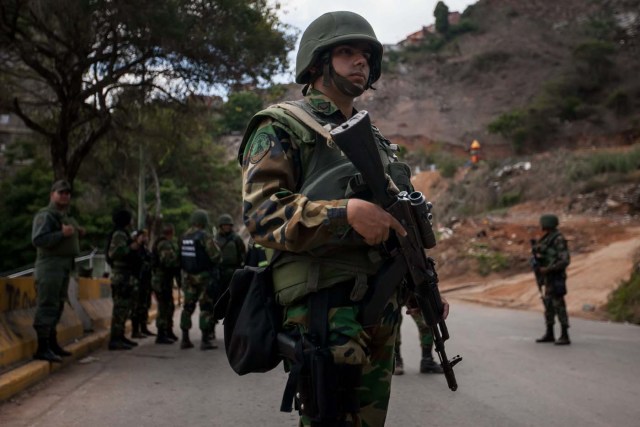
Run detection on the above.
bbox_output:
[0,329,111,401]
[0,361,49,401]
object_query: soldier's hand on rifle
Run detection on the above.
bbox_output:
[347,199,406,246]
[406,296,450,320]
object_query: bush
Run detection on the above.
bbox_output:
[469,243,510,276]
[566,147,640,182]
[606,90,632,116]
[607,263,640,324]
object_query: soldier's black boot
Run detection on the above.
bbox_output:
[108,336,133,351]
[121,334,139,347]
[140,323,156,336]
[536,325,555,343]
[33,336,63,363]
[393,346,404,375]
[420,345,444,374]
[180,329,194,349]
[131,320,146,339]
[555,326,571,345]
[155,330,174,345]
[167,328,179,342]
[200,332,217,350]
[50,330,72,357]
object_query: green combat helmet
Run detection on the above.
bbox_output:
[218,214,233,227]
[295,11,383,95]
[540,214,559,229]
[190,209,210,228]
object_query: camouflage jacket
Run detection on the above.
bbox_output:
[108,229,134,273]
[152,237,179,283]
[240,89,403,254]
[534,229,570,276]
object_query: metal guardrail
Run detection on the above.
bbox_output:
[2,248,106,278]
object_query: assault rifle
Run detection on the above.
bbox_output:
[329,111,462,392]
[529,239,544,297]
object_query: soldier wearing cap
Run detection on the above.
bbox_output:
[31,180,85,362]
[239,11,449,426]
[532,214,571,345]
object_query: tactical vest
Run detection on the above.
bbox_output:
[216,233,241,267]
[181,229,214,274]
[241,100,413,305]
[36,205,80,259]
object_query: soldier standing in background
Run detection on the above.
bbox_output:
[393,311,443,375]
[179,209,221,350]
[31,180,85,362]
[152,223,181,344]
[213,213,246,338]
[533,214,571,345]
[239,11,448,426]
[106,209,140,350]
[130,229,155,339]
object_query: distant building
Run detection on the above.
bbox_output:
[398,12,462,47]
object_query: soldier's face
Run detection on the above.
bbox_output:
[51,189,71,208]
[330,43,371,90]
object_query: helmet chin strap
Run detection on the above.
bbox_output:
[321,60,366,98]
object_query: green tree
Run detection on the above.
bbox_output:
[434,1,450,35]
[220,91,264,133]
[0,0,294,184]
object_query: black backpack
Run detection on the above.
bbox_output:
[221,263,283,375]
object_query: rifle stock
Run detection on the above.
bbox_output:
[330,111,462,391]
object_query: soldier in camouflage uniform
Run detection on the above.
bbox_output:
[533,214,571,345]
[152,223,180,344]
[107,209,140,350]
[179,209,221,350]
[130,229,155,339]
[393,311,443,375]
[31,180,85,362]
[213,213,246,336]
[239,11,449,426]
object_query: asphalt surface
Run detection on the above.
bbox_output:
[0,302,638,427]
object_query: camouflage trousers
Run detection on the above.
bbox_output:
[543,292,569,328]
[180,273,214,333]
[33,260,71,338]
[110,272,133,337]
[131,276,152,326]
[152,274,175,332]
[395,308,434,350]
[284,290,402,427]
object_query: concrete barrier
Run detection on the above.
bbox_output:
[0,277,83,371]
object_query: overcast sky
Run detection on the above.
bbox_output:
[276,0,478,44]
[273,0,478,79]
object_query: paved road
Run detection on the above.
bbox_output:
[1,302,638,427]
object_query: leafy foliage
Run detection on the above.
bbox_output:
[607,263,640,324]
[218,91,264,134]
[434,1,450,35]
[0,0,294,182]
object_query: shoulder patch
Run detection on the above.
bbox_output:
[249,132,272,164]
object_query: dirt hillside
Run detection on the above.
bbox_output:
[412,170,640,321]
